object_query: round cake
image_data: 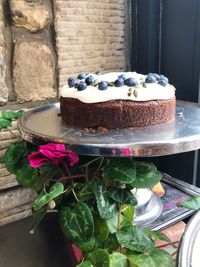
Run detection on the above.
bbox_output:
[60,72,176,129]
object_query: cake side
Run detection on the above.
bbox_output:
[60,97,176,128]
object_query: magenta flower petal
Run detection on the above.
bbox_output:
[39,143,66,152]
[27,143,79,169]
[28,152,49,168]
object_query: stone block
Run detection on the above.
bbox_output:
[0,174,18,190]
[10,0,51,32]
[13,41,56,102]
[0,204,32,226]
[0,5,9,105]
[0,187,36,212]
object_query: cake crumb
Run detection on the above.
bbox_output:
[83,127,108,133]
[98,127,108,132]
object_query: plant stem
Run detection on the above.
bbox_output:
[72,188,79,202]
[81,157,104,167]
[117,204,123,254]
[58,174,88,183]
[93,157,104,178]
[47,209,58,213]
[156,241,179,249]
[117,204,121,231]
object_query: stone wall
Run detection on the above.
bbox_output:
[0,0,128,225]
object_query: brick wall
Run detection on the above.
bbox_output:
[0,0,128,225]
[55,0,127,88]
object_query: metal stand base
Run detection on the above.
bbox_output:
[133,189,163,225]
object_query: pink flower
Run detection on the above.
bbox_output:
[120,148,132,156]
[28,143,79,168]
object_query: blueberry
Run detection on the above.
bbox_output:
[77,81,87,91]
[77,72,88,80]
[85,75,96,85]
[159,75,169,83]
[114,78,124,87]
[68,77,78,88]
[153,73,160,81]
[95,71,101,75]
[124,78,137,87]
[118,74,127,80]
[98,81,108,90]
[145,74,157,83]
[158,78,168,87]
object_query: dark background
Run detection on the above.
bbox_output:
[130,0,200,186]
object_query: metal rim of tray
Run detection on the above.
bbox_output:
[18,100,200,157]
[177,210,200,267]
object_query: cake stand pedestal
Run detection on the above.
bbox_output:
[18,100,200,225]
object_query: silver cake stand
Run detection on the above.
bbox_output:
[18,100,200,225]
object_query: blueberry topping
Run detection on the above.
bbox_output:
[98,81,108,90]
[77,81,87,91]
[95,71,101,75]
[145,73,157,83]
[118,74,127,80]
[153,73,160,81]
[85,75,96,85]
[159,75,169,83]
[158,78,168,86]
[124,78,137,87]
[114,78,124,87]
[77,72,88,80]
[68,77,78,88]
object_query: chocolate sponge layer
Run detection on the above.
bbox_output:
[60,97,176,129]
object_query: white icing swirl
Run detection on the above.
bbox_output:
[60,72,175,104]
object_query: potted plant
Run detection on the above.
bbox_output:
[0,110,176,267]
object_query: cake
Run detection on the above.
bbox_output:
[60,72,176,129]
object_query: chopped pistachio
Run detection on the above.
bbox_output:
[127,88,132,97]
[133,89,138,97]
[142,82,147,88]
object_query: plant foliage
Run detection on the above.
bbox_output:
[0,111,174,267]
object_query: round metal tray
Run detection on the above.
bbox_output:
[177,210,200,267]
[18,100,200,157]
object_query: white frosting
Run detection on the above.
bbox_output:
[60,72,175,104]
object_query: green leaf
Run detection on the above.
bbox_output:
[35,164,60,192]
[101,234,119,252]
[103,158,136,184]
[109,188,138,206]
[77,260,94,267]
[33,183,64,211]
[16,165,39,187]
[106,212,132,234]
[116,225,154,252]
[110,253,129,267]
[85,249,110,267]
[1,110,24,120]
[121,205,135,223]
[30,207,46,234]
[94,216,109,243]
[144,229,171,244]
[179,196,200,210]
[0,118,12,130]
[60,202,94,243]
[131,161,162,188]
[91,180,117,220]
[2,141,29,173]
[76,237,96,252]
[77,183,94,202]
[127,248,174,267]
